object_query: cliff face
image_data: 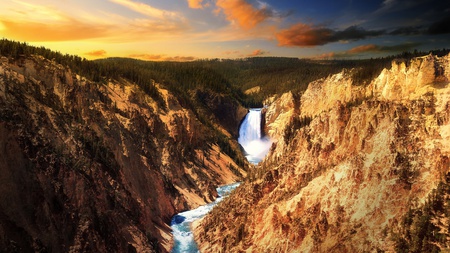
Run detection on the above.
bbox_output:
[0,55,245,252]
[195,54,450,252]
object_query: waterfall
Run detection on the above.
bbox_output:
[238,109,272,164]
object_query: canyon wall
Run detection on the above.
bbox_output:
[195,54,450,252]
[0,55,246,252]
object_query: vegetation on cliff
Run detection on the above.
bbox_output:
[1,38,450,252]
[0,40,250,252]
[195,52,450,252]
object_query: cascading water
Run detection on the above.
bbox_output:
[238,108,272,164]
[169,109,269,252]
[170,183,240,253]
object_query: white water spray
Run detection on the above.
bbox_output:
[238,109,272,164]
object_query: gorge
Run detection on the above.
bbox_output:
[170,107,271,252]
[195,53,450,252]
[0,39,450,253]
[0,45,248,252]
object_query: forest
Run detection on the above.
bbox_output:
[1,38,449,109]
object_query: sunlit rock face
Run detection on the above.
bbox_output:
[195,53,450,252]
[0,55,246,253]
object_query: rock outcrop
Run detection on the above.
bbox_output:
[195,54,450,252]
[0,55,246,252]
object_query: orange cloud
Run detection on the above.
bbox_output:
[347,44,379,54]
[276,24,384,47]
[312,52,337,59]
[129,54,195,62]
[129,54,164,60]
[248,49,268,56]
[215,0,271,29]
[223,50,240,55]
[0,19,110,42]
[276,23,333,47]
[85,50,107,57]
[187,0,205,9]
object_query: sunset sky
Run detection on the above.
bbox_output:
[1,0,449,61]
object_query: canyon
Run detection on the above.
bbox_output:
[1,43,449,253]
[195,53,450,252]
[0,54,247,252]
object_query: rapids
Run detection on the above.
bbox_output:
[170,183,240,253]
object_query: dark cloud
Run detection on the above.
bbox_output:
[388,16,450,36]
[331,26,385,42]
[314,42,423,59]
[427,16,450,35]
[378,42,422,52]
[276,23,332,47]
[276,24,384,47]
[389,26,424,36]
[349,42,422,54]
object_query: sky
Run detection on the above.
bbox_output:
[1,0,449,61]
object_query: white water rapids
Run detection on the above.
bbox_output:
[170,183,240,253]
[238,108,272,164]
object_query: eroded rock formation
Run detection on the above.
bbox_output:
[195,54,450,252]
[0,55,246,252]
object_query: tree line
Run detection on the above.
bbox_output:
[1,38,448,108]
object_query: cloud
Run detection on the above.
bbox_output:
[388,16,450,36]
[276,24,384,47]
[378,42,422,53]
[105,0,189,42]
[6,0,68,22]
[187,0,205,9]
[276,23,334,47]
[129,54,195,61]
[427,16,450,35]
[389,26,423,36]
[0,19,110,42]
[125,18,189,38]
[347,44,379,54]
[0,0,112,42]
[0,0,190,44]
[248,49,268,56]
[85,50,107,57]
[332,26,384,42]
[276,23,333,47]
[223,50,240,55]
[109,0,182,19]
[215,0,272,29]
[314,52,336,59]
[314,42,422,59]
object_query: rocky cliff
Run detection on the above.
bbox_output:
[195,53,450,252]
[0,54,246,252]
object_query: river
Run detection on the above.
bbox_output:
[170,108,270,252]
[170,182,240,253]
